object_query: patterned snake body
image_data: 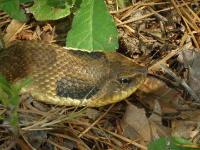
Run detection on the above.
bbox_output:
[0,41,146,107]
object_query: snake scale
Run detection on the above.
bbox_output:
[0,41,147,107]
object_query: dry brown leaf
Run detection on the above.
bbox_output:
[137,76,181,114]
[149,101,171,138]
[3,19,25,46]
[178,49,200,98]
[85,108,100,120]
[179,110,200,121]
[149,100,162,123]
[121,104,151,142]
[172,120,199,141]
[16,30,34,40]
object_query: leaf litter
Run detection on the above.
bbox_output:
[0,0,200,149]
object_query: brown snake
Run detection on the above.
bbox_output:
[0,41,147,107]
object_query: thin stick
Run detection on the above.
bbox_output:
[161,65,200,102]
[78,104,114,138]
[102,128,147,150]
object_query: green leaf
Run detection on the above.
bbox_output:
[9,111,19,127]
[47,0,75,9]
[66,0,118,52]
[19,0,33,3]
[47,0,68,8]
[148,137,199,150]
[30,0,71,21]
[0,74,12,96]
[0,74,31,107]
[0,115,4,121]
[0,0,27,22]
[0,74,31,131]
[73,0,83,11]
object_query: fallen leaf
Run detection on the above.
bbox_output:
[149,101,171,138]
[137,76,181,114]
[178,49,200,98]
[4,19,25,46]
[121,104,151,142]
[172,120,198,141]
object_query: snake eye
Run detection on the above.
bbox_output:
[118,77,131,84]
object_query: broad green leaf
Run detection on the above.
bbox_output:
[66,0,118,52]
[0,0,27,22]
[30,0,71,21]
[47,0,68,8]
[19,0,33,3]
[47,0,75,9]
[74,0,82,8]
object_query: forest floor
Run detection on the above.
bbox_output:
[0,0,200,149]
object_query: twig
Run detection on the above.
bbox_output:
[102,128,147,150]
[47,139,71,150]
[161,64,200,102]
[78,104,114,138]
[117,1,195,26]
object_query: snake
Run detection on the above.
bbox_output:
[0,41,147,107]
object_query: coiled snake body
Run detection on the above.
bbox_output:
[0,41,146,107]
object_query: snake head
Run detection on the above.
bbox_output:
[1,40,147,107]
[86,52,147,107]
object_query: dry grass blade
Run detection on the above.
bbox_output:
[183,17,199,48]
[171,0,200,48]
[22,107,86,131]
[149,29,191,71]
[0,11,10,27]
[78,104,114,138]
[149,47,182,71]
[110,1,171,15]
[117,11,156,26]
[117,1,194,26]
[114,16,135,33]
[180,0,200,28]
[47,139,71,150]
[110,5,133,14]
[102,128,147,150]
[48,132,82,145]
[120,2,144,20]
[20,134,37,150]
[3,20,26,45]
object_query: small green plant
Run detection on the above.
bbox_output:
[0,0,32,22]
[0,74,31,134]
[148,137,200,150]
[0,0,118,52]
